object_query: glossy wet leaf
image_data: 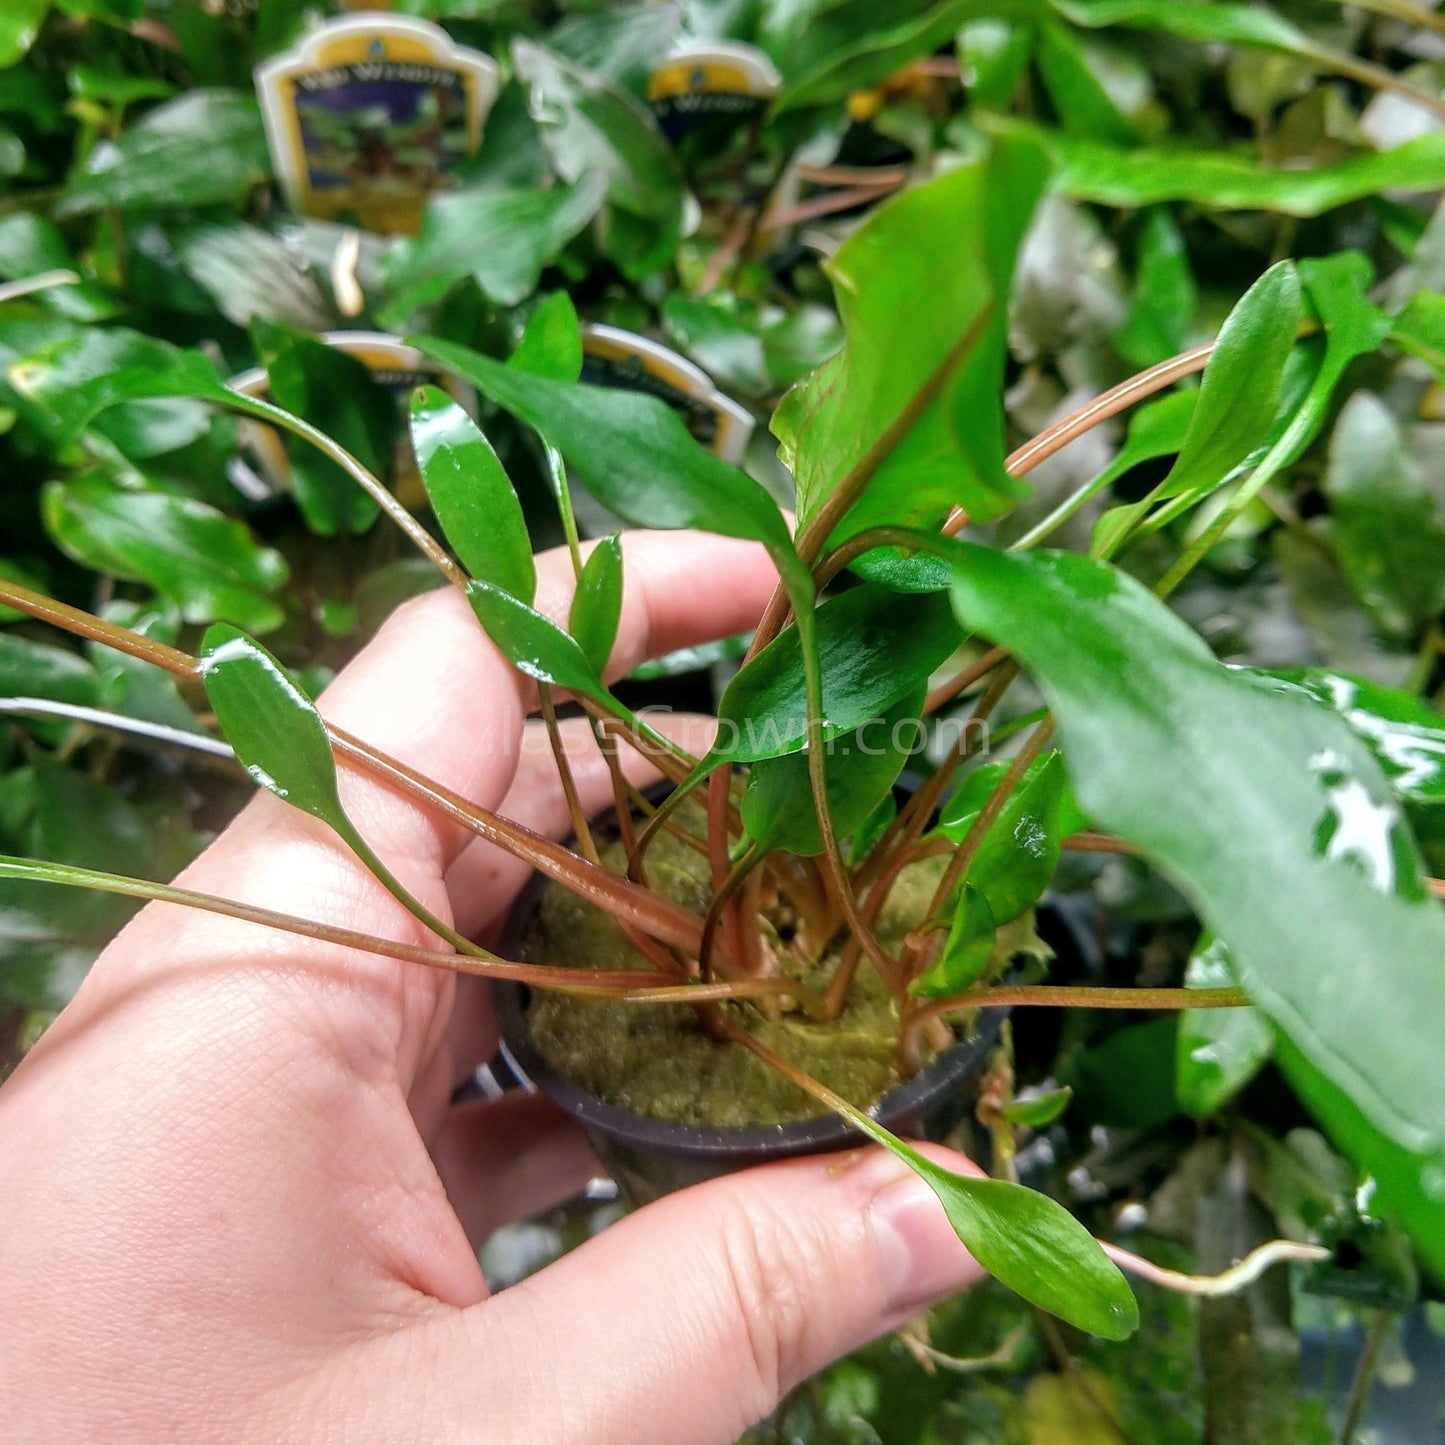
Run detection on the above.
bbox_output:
[1323,392,1445,640]
[569,536,623,676]
[1155,261,1300,503]
[1247,669,1445,814]
[0,634,102,710]
[1176,935,1273,1118]
[740,690,923,856]
[0,0,47,67]
[380,175,604,318]
[772,139,1048,538]
[410,336,793,554]
[42,477,288,632]
[464,579,609,705]
[710,587,963,766]
[844,1112,1139,1339]
[948,542,1445,1275]
[410,386,535,602]
[199,624,347,829]
[58,90,269,215]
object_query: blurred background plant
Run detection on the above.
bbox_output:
[6,0,1445,1439]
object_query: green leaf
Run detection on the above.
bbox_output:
[0,633,101,709]
[843,1111,1138,1339]
[510,292,584,382]
[772,0,978,114]
[0,214,116,321]
[1030,124,1445,216]
[1035,22,1139,146]
[1246,669,1445,814]
[1176,935,1273,1118]
[569,535,623,675]
[0,0,47,67]
[1323,392,1445,640]
[1115,209,1195,368]
[938,753,1067,924]
[199,625,346,827]
[948,541,1445,1277]
[42,477,289,632]
[410,335,793,554]
[511,39,684,278]
[464,578,609,704]
[1001,1086,1074,1129]
[911,884,996,999]
[711,586,963,766]
[58,90,270,215]
[771,139,1049,538]
[1155,261,1301,504]
[741,690,923,856]
[410,386,535,602]
[255,324,391,536]
[380,176,604,318]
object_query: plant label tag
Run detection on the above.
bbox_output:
[647,42,780,146]
[228,331,473,507]
[579,325,754,465]
[255,15,499,236]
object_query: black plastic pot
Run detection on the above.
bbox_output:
[493,864,1007,1205]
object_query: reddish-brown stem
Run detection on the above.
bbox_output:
[898,719,1056,1002]
[0,578,708,955]
[925,644,1011,716]
[539,686,598,864]
[914,984,1249,1026]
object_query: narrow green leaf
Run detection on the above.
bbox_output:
[711,587,963,766]
[1155,261,1301,503]
[1025,123,1445,216]
[1176,935,1273,1118]
[465,578,610,704]
[843,1110,1138,1339]
[410,386,535,603]
[1001,1086,1074,1129]
[410,335,792,554]
[569,536,624,675]
[199,625,346,827]
[1116,209,1196,367]
[947,542,1445,1277]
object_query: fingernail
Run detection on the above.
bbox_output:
[869,1171,982,1316]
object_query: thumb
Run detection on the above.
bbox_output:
[394,1144,983,1445]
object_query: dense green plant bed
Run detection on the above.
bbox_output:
[7,0,1445,1439]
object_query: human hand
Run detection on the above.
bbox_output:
[0,531,982,1444]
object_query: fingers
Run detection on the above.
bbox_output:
[431,1092,600,1248]
[385,1145,984,1445]
[79,533,773,1080]
[444,711,719,941]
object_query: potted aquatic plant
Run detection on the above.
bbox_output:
[6,133,1445,1349]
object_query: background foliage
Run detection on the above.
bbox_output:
[6,0,1445,1439]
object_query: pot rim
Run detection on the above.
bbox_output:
[496,981,1004,1159]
